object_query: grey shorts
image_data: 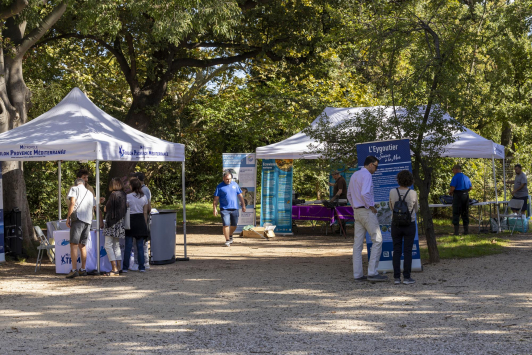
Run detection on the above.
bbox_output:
[70,220,90,245]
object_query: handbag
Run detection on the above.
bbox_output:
[124,207,131,230]
[70,189,89,222]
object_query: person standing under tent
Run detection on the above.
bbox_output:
[347,156,388,282]
[67,168,104,227]
[329,170,347,234]
[65,178,96,279]
[132,172,151,270]
[103,178,127,276]
[122,178,149,273]
[508,164,529,215]
[213,170,246,247]
[389,170,419,285]
[449,164,472,235]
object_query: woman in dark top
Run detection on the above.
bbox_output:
[103,177,127,276]
[123,177,149,272]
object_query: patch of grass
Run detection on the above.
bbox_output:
[158,202,261,225]
[420,234,510,260]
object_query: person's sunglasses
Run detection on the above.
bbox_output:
[372,163,378,170]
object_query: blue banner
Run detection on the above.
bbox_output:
[356,139,422,272]
[260,159,293,234]
[0,162,3,263]
[222,153,257,233]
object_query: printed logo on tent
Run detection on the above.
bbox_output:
[118,145,169,158]
[100,246,107,258]
[119,146,125,157]
[61,239,70,246]
[20,145,37,150]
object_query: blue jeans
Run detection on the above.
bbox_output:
[123,236,145,271]
[220,209,239,226]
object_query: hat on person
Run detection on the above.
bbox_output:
[331,170,341,175]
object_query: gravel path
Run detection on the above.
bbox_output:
[0,225,531,354]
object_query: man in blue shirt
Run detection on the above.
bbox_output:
[213,170,246,247]
[449,164,472,235]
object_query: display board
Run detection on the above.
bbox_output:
[260,159,293,234]
[356,139,422,272]
[222,153,257,233]
[0,162,3,263]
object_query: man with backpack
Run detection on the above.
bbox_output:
[389,170,419,285]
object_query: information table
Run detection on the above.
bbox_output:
[52,230,114,274]
[292,205,355,224]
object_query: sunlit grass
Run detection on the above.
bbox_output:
[420,234,510,260]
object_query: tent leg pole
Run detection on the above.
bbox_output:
[503,157,506,201]
[58,161,62,220]
[96,160,101,273]
[177,161,189,261]
[492,155,500,233]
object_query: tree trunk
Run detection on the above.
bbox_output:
[416,174,440,263]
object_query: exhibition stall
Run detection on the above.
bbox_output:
[0,88,188,272]
[256,106,506,231]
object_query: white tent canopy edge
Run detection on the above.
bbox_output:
[0,88,189,271]
[256,106,506,231]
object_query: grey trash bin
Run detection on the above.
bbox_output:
[150,209,177,265]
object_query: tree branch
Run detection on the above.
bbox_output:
[15,2,67,60]
[0,0,27,20]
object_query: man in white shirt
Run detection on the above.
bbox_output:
[65,178,95,279]
[135,172,151,269]
[347,156,387,282]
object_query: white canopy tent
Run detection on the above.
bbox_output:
[0,88,188,270]
[256,106,506,228]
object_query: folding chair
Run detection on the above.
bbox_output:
[35,226,55,272]
[499,199,525,235]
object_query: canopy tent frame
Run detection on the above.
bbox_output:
[256,106,507,232]
[0,88,189,273]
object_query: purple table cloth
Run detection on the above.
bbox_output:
[292,205,354,224]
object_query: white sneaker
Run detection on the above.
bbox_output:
[144,264,150,269]
[129,264,139,271]
[224,241,231,247]
[228,238,234,244]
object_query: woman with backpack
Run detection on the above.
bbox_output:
[389,170,419,285]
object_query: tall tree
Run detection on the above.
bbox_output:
[42,0,339,181]
[1,0,67,246]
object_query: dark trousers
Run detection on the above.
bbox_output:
[391,221,416,279]
[452,191,469,226]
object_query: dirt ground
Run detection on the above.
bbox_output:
[0,225,531,355]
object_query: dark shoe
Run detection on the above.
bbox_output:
[78,269,87,276]
[403,278,416,285]
[66,270,79,279]
[368,274,388,282]
[394,278,401,285]
[454,225,460,236]
[463,225,469,235]
[354,276,367,282]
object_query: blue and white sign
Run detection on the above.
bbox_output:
[222,153,257,233]
[260,159,293,234]
[356,139,422,272]
[0,162,4,263]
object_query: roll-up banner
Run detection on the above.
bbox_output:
[222,153,257,233]
[356,139,422,272]
[0,162,4,263]
[260,159,293,235]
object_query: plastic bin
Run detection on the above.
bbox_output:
[150,210,177,265]
[508,216,528,233]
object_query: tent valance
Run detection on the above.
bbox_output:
[256,107,504,160]
[0,88,184,162]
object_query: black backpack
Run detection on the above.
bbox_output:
[392,188,412,227]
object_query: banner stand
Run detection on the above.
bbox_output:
[356,139,422,273]
[260,159,294,235]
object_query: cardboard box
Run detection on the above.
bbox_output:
[240,226,276,239]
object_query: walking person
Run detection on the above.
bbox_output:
[449,164,472,235]
[103,178,127,276]
[213,170,246,247]
[389,170,419,285]
[65,178,95,278]
[122,178,149,273]
[347,156,388,282]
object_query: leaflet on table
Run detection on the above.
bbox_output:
[222,153,257,232]
[356,139,421,272]
[260,159,293,234]
[329,166,358,201]
[0,162,4,263]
